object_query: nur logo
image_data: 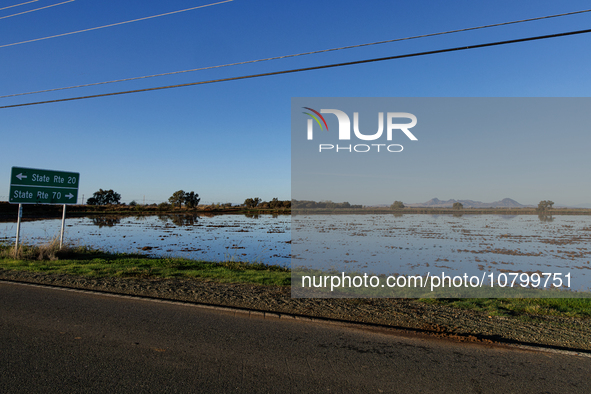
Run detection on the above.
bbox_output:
[303,107,417,153]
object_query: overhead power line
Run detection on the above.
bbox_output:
[0,0,74,21]
[2,27,591,110]
[0,0,38,12]
[0,0,233,48]
[1,7,590,99]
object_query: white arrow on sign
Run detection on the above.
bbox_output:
[16,173,27,180]
[66,193,74,199]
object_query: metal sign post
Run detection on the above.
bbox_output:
[9,167,80,250]
[60,204,67,248]
[15,204,22,256]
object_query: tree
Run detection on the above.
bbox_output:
[168,190,200,209]
[537,200,554,212]
[269,197,280,209]
[453,202,464,210]
[158,202,171,211]
[184,191,200,208]
[244,197,261,208]
[169,190,186,208]
[391,201,405,210]
[87,189,121,205]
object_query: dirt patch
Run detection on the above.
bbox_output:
[1,269,590,352]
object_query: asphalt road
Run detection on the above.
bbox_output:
[1,281,590,393]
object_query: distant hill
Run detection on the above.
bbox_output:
[406,197,530,209]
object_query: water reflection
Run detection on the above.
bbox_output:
[155,214,201,227]
[538,214,554,223]
[292,214,591,292]
[0,214,291,266]
[91,216,121,228]
[90,214,203,228]
[83,212,292,229]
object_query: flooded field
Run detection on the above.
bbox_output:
[292,214,591,293]
[0,214,291,266]
[3,212,591,293]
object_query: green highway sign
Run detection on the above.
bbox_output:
[9,167,80,204]
[10,167,79,188]
[10,185,78,204]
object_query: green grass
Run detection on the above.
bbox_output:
[0,241,290,286]
[293,268,591,320]
[2,241,591,320]
[292,268,591,299]
[420,297,591,320]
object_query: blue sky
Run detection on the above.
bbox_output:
[1,0,591,206]
[292,97,591,207]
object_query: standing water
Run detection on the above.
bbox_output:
[0,213,291,267]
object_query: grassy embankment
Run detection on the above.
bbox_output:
[1,241,590,320]
[293,207,591,215]
[0,201,290,219]
[4,201,591,220]
[421,297,591,320]
[292,269,591,318]
[0,240,290,286]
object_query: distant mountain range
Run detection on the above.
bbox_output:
[405,198,532,208]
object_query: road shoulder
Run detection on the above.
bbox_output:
[1,268,590,352]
